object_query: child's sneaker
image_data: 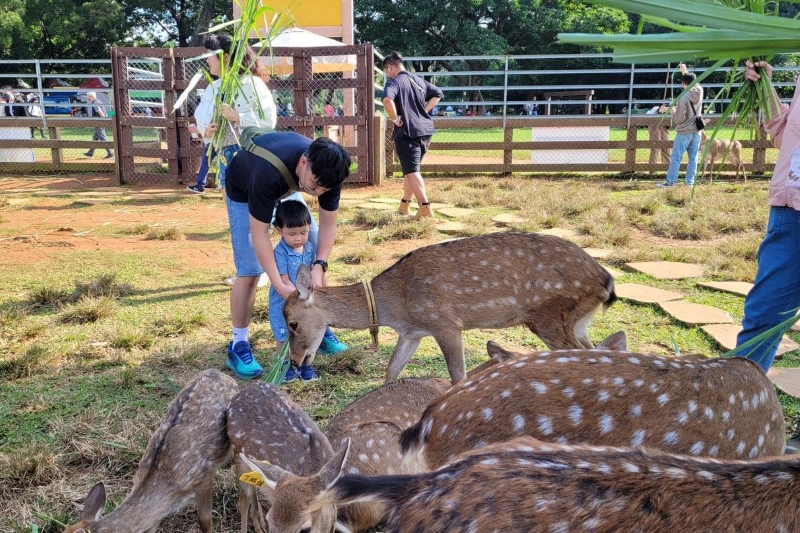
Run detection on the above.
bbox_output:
[317,328,348,356]
[226,341,264,380]
[282,366,299,384]
[298,364,320,382]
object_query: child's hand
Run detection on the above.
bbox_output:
[204,123,217,139]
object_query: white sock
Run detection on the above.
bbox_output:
[232,327,249,345]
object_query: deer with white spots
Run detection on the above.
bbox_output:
[284,231,616,385]
[400,344,785,473]
[63,369,239,533]
[305,435,800,533]
[226,382,336,533]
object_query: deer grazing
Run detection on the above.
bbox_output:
[306,435,800,533]
[226,382,335,533]
[701,129,746,182]
[284,232,616,384]
[63,369,239,533]
[400,344,785,472]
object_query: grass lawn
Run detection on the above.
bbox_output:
[0,174,797,532]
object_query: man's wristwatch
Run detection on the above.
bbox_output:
[312,259,328,272]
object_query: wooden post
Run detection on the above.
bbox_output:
[373,112,385,186]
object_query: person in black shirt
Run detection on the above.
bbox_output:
[382,51,443,219]
[222,131,351,379]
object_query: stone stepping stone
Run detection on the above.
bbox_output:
[583,247,612,259]
[74,198,116,205]
[356,202,397,211]
[616,283,683,304]
[74,190,125,197]
[436,221,465,234]
[700,324,799,355]
[7,198,28,206]
[626,261,705,280]
[697,281,753,297]
[368,197,401,204]
[1,188,47,194]
[492,213,526,225]
[538,228,579,240]
[603,265,624,278]
[137,189,179,194]
[437,207,475,218]
[767,367,800,397]
[659,301,732,325]
[36,190,73,197]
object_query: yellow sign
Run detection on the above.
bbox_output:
[264,0,343,26]
[240,471,266,487]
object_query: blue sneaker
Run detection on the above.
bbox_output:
[317,328,348,356]
[298,364,320,382]
[282,366,299,384]
[226,341,264,380]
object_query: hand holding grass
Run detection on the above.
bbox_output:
[219,103,240,124]
[745,60,772,82]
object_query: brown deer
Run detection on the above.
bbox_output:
[700,128,746,182]
[400,344,785,472]
[63,369,239,533]
[305,435,800,533]
[284,232,616,384]
[226,382,336,533]
[235,334,626,533]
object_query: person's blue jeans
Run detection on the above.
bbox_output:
[736,206,800,372]
[194,144,214,189]
[665,132,701,185]
[225,191,318,276]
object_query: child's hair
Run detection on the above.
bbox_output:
[274,200,312,229]
[203,33,268,81]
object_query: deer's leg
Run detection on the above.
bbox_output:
[385,335,423,383]
[431,331,467,384]
[196,483,214,533]
[238,483,251,533]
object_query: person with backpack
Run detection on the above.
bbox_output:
[382,51,443,219]
[221,131,351,379]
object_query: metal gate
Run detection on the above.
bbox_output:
[110,43,375,186]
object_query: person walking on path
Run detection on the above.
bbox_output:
[84,92,113,159]
[657,63,703,187]
[736,59,800,372]
[222,131,351,379]
[382,51,443,219]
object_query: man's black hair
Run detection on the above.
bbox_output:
[382,51,403,69]
[681,72,697,85]
[274,200,312,229]
[307,137,351,190]
[203,33,233,55]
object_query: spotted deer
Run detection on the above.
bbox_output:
[305,435,800,533]
[63,369,239,533]
[400,344,785,472]
[284,232,616,384]
[226,382,335,533]
[701,128,746,182]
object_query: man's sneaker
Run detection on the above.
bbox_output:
[298,364,320,382]
[317,328,348,356]
[226,340,264,380]
[104,153,114,159]
[84,151,93,157]
[282,366,299,384]
[186,185,205,194]
[656,182,675,188]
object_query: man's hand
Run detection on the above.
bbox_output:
[311,264,326,289]
[745,60,773,82]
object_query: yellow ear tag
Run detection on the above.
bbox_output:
[240,470,266,487]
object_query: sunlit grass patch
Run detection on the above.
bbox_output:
[60,296,118,324]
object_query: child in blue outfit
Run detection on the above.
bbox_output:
[269,200,347,383]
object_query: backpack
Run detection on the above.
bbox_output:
[238,126,298,191]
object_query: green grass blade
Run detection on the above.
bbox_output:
[263,341,291,385]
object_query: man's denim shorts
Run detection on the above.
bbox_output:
[225,195,263,277]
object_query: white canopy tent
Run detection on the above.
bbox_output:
[254,28,356,75]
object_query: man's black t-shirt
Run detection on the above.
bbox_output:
[383,71,443,139]
[225,131,341,223]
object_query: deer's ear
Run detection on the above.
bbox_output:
[239,453,290,497]
[296,264,314,302]
[316,438,350,490]
[82,481,107,521]
[597,331,627,351]
[487,340,515,363]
